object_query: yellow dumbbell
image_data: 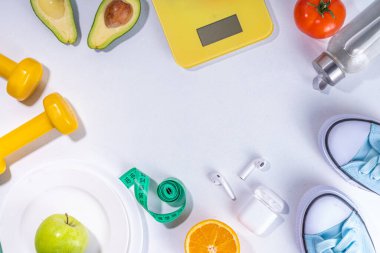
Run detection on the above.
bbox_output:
[0,93,78,174]
[0,53,43,101]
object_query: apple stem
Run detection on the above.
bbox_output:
[65,213,69,225]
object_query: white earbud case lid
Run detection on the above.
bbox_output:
[254,186,285,214]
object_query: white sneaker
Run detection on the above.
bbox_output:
[319,115,380,195]
[297,186,375,253]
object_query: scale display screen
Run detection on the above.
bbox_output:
[197,15,243,47]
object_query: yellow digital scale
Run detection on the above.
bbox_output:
[152,0,274,68]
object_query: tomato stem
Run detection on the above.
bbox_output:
[308,0,335,19]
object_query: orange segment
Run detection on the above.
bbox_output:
[185,219,240,253]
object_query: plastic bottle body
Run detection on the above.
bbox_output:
[313,1,380,90]
[328,2,380,73]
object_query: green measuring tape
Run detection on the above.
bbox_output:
[119,168,186,223]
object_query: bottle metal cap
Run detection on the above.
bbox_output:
[312,52,346,90]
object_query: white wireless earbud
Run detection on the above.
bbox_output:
[210,172,236,201]
[239,158,270,180]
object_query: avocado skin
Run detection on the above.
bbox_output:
[30,0,78,44]
[87,0,141,50]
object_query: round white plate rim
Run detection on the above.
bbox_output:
[0,160,144,253]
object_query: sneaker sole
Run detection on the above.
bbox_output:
[318,114,376,192]
[296,186,357,253]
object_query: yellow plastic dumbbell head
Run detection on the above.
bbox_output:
[43,93,78,135]
[7,58,43,101]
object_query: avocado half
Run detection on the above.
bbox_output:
[88,0,141,49]
[30,0,78,44]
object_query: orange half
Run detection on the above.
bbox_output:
[185,219,240,253]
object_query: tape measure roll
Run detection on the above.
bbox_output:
[119,168,186,223]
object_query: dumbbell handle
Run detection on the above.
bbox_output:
[0,54,16,79]
[0,113,52,157]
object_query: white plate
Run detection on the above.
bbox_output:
[0,162,144,253]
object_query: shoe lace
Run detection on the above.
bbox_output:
[316,228,359,253]
[357,155,380,181]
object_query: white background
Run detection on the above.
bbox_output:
[1,0,380,252]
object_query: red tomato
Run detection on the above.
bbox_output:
[294,0,346,39]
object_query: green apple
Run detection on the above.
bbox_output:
[35,213,89,253]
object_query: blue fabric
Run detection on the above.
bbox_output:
[340,123,380,194]
[304,211,375,253]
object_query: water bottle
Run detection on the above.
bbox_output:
[313,0,380,91]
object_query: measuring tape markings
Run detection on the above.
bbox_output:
[119,168,186,223]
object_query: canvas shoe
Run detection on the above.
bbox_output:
[319,115,380,195]
[297,186,375,253]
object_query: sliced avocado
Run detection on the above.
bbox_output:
[30,0,78,44]
[88,0,141,49]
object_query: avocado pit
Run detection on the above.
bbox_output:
[104,0,133,28]
[87,0,141,49]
